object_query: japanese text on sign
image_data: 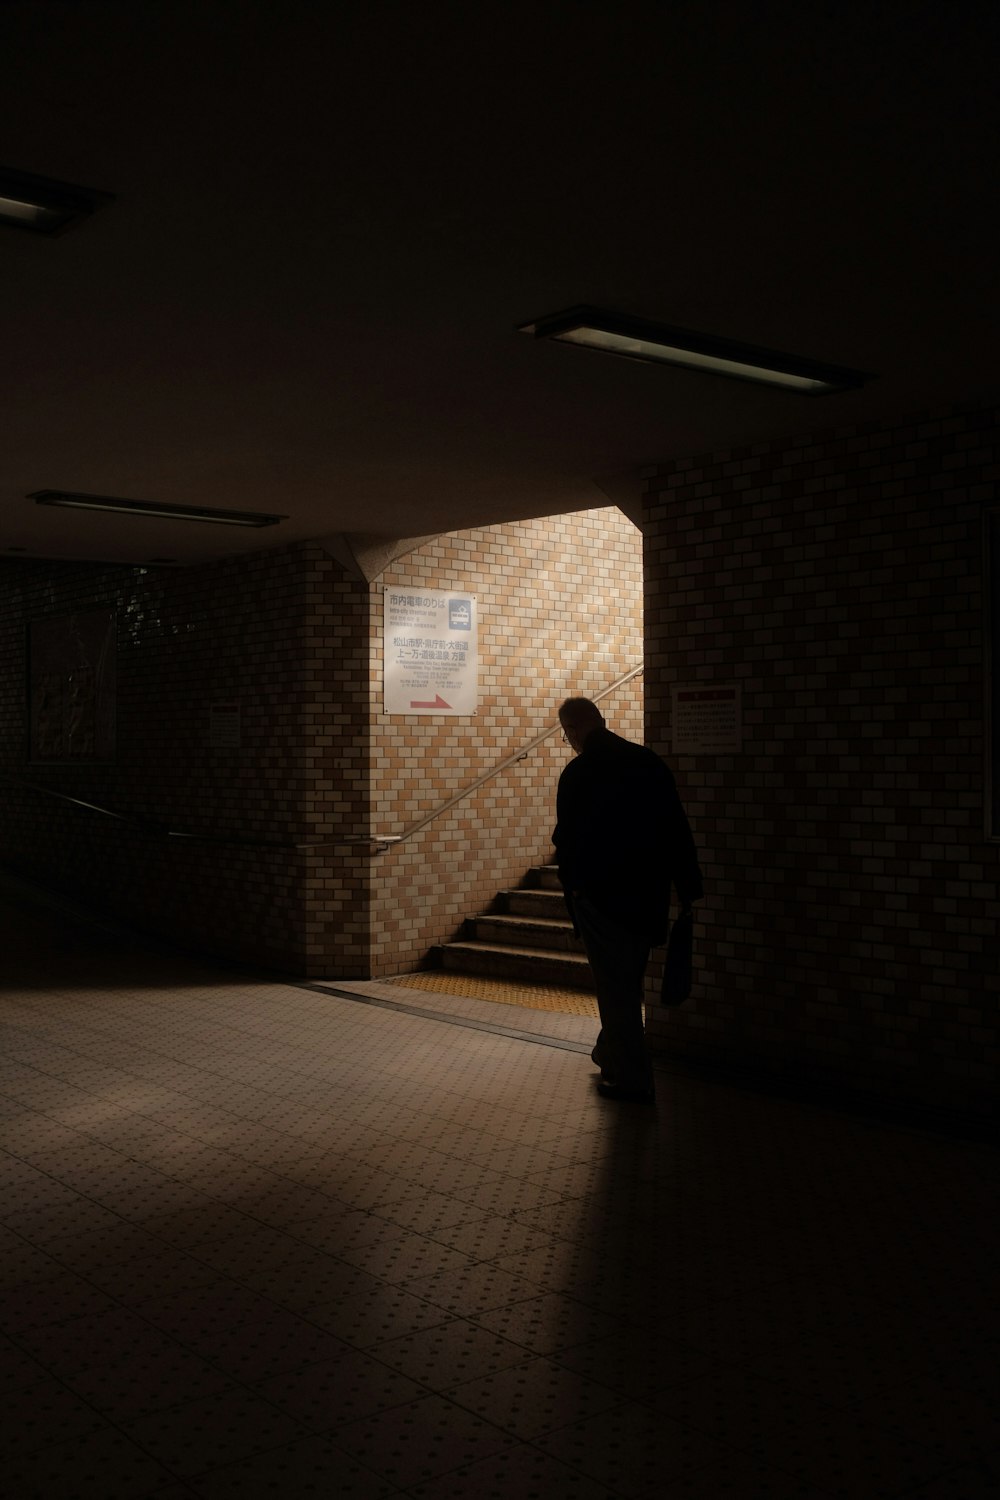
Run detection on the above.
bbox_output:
[672,684,742,753]
[384,589,478,715]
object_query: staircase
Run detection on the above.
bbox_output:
[432,865,595,989]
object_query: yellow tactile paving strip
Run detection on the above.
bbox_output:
[388,969,599,1017]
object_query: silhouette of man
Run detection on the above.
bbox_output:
[553,697,703,1102]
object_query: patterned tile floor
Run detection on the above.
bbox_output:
[1,878,998,1498]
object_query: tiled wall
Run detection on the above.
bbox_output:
[0,511,640,979]
[0,544,370,974]
[643,404,999,1123]
[369,508,643,975]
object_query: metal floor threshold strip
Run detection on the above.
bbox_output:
[299,979,593,1054]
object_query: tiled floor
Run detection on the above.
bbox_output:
[2,879,998,1499]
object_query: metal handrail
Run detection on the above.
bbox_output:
[0,663,643,855]
[0,772,358,852]
[370,663,644,849]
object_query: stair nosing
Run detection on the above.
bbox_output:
[478,914,574,931]
[443,940,590,964]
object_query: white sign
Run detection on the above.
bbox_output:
[384,588,478,715]
[672,684,742,753]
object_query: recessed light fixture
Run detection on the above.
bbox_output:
[29,491,286,528]
[0,166,115,234]
[518,305,872,394]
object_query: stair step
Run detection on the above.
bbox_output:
[525,865,563,891]
[439,940,594,989]
[472,914,584,954]
[501,889,568,919]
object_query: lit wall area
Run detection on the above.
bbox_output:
[0,509,642,980]
[368,506,643,976]
[643,402,999,1127]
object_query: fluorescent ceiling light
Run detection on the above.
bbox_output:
[0,194,71,231]
[0,166,114,234]
[518,305,872,394]
[30,491,286,528]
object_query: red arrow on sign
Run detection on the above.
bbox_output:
[410,694,451,709]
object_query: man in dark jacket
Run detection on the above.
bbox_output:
[553,696,703,1102]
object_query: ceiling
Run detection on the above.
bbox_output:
[2,0,998,566]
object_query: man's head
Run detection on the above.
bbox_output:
[558,696,605,754]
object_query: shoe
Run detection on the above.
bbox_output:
[596,1080,656,1104]
[591,1046,613,1082]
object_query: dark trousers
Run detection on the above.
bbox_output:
[574,893,653,1092]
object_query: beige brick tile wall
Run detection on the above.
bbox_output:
[369,506,643,975]
[0,544,370,973]
[643,403,999,1122]
[0,512,640,980]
